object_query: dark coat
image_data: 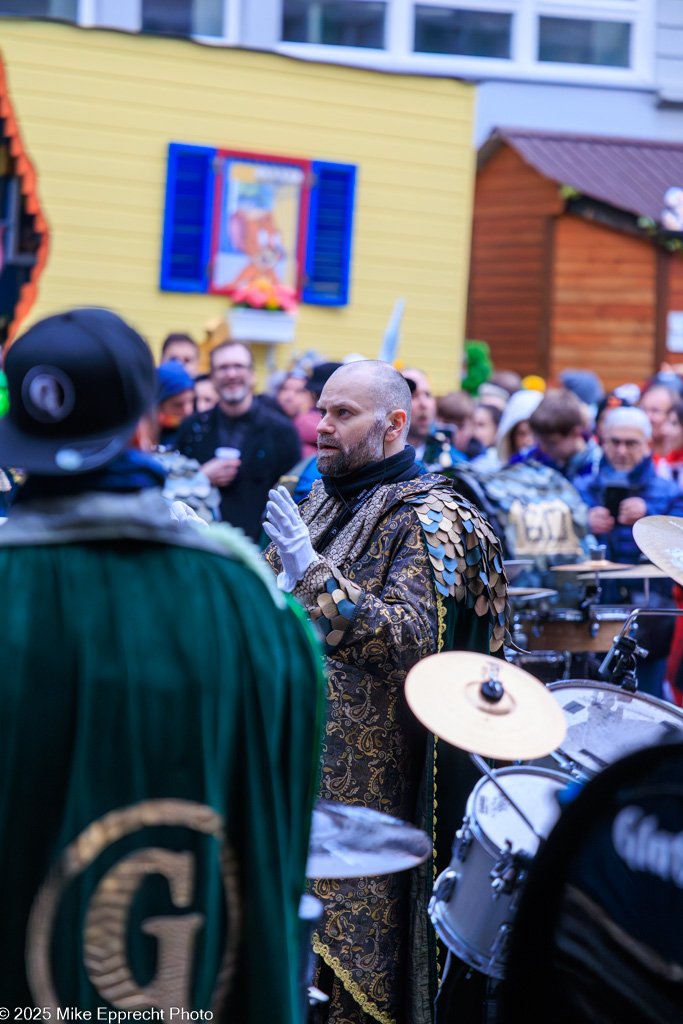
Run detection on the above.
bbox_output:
[576,453,683,563]
[175,397,301,539]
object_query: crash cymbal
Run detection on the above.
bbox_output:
[405,652,567,761]
[508,586,558,600]
[633,516,683,586]
[306,800,433,879]
[504,559,534,583]
[577,562,670,581]
[552,559,632,573]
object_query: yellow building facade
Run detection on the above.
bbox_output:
[0,18,475,388]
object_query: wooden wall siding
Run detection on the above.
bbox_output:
[467,145,563,377]
[667,252,683,319]
[663,253,683,362]
[0,20,475,386]
[551,216,657,392]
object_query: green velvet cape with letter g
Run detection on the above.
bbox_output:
[0,492,324,1023]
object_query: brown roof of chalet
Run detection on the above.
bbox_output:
[479,127,683,225]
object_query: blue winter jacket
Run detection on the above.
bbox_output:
[576,454,683,563]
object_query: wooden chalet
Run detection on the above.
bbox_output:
[467,129,683,391]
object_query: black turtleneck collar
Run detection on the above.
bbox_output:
[322,445,422,500]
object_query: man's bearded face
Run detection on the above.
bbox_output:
[316,375,388,477]
[316,416,385,476]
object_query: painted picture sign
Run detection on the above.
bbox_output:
[210,150,310,295]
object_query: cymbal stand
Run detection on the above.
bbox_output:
[599,606,683,692]
[584,544,605,611]
[468,752,546,843]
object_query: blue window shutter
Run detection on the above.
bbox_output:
[160,143,215,292]
[303,161,356,306]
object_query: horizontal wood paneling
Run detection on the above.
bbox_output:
[551,216,656,391]
[0,18,475,387]
[467,145,563,378]
[667,253,683,315]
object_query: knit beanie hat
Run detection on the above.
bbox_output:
[157,359,194,403]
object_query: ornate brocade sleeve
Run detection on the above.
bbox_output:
[291,508,439,668]
[404,487,509,653]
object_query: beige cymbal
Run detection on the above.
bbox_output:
[633,516,683,586]
[552,559,632,573]
[508,586,558,599]
[405,651,567,761]
[577,562,670,581]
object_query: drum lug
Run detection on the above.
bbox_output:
[488,922,512,973]
[454,818,472,862]
[431,868,457,906]
[490,842,525,899]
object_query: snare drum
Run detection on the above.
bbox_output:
[525,606,629,653]
[430,766,567,979]
[546,680,683,778]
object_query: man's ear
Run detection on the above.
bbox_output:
[386,409,407,441]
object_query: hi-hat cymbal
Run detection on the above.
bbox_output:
[306,800,433,879]
[577,562,670,581]
[405,652,567,761]
[508,586,558,600]
[633,516,683,586]
[552,559,632,573]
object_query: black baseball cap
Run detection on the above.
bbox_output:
[0,308,156,474]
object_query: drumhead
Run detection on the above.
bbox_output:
[548,680,683,775]
[469,766,568,858]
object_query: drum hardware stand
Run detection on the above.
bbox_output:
[473,667,552,843]
[470,669,551,842]
[469,752,546,844]
[599,607,683,691]
[583,543,607,600]
[489,842,532,897]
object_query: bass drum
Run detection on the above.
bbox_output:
[547,680,683,778]
[525,607,630,654]
[430,766,568,979]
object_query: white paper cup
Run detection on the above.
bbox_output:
[215,447,241,460]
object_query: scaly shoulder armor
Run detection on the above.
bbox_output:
[403,484,508,651]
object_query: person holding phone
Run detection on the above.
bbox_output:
[576,407,683,697]
[577,407,683,563]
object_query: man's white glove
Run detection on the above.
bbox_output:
[264,485,318,591]
[169,500,209,530]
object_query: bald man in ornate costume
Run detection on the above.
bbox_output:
[264,361,508,1024]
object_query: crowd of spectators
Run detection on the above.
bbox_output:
[86,329,683,704]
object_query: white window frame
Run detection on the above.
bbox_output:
[276,0,655,88]
[75,0,655,90]
[279,0,394,52]
[77,0,238,41]
[77,0,96,25]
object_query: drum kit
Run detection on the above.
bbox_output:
[406,651,683,981]
[301,519,683,1013]
[507,551,674,680]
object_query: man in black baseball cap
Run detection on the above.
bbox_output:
[0,307,156,474]
[0,307,323,1020]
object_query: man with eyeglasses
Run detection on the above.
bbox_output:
[576,406,683,697]
[175,341,301,539]
[577,407,683,561]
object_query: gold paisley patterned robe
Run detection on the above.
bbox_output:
[264,473,507,1024]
